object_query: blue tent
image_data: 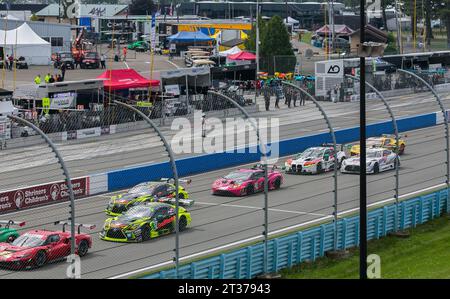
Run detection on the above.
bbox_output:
[167,31,213,43]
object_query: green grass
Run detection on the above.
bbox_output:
[280,215,450,279]
[300,31,312,45]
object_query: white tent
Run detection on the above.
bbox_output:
[219,46,242,57]
[284,17,299,25]
[0,23,51,65]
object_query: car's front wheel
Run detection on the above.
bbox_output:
[179,216,187,231]
[34,250,47,268]
[373,163,380,174]
[77,240,89,257]
[141,225,151,242]
[246,185,255,195]
[274,178,281,189]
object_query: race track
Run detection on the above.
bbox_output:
[0,124,446,279]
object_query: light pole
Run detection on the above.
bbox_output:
[359,0,367,280]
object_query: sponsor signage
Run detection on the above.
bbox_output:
[164,84,180,96]
[51,92,76,109]
[76,127,101,139]
[0,178,88,213]
[315,60,344,97]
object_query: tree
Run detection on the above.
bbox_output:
[244,16,266,52]
[129,0,155,15]
[260,15,294,73]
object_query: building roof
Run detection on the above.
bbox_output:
[0,4,47,14]
[36,4,128,18]
[350,24,388,43]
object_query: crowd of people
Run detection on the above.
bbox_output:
[34,62,67,85]
[259,79,312,111]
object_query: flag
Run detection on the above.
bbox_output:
[151,12,156,51]
[169,3,173,16]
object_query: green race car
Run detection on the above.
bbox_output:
[100,202,192,242]
[105,179,193,216]
[0,220,26,243]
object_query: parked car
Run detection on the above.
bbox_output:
[52,51,75,69]
[81,51,100,69]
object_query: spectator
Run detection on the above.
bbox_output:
[60,62,66,80]
[123,47,127,61]
[44,73,51,83]
[49,75,55,83]
[5,55,9,70]
[34,74,41,85]
[56,74,63,82]
[100,54,106,69]
[263,85,271,111]
[8,54,13,70]
[293,90,298,107]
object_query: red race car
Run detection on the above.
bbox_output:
[0,221,95,270]
[212,164,284,196]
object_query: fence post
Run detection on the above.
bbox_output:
[397,69,450,214]
[207,91,270,276]
[7,114,77,278]
[112,100,181,278]
[296,232,303,264]
[281,81,340,252]
[219,254,226,279]
[346,74,401,232]
[246,246,253,279]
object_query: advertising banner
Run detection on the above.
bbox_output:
[0,178,88,213]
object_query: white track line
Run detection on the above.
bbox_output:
[166,59,180,69]
[108,182,447,279]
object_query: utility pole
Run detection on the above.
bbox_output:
[359,0,367,280]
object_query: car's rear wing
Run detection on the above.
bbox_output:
[157,197,195,207]
[54,221,96,234]
[160,178,192,185]
[381,133,408,139]
[0,220,26,229]
[250,163,279,171]
[321,143,346,152]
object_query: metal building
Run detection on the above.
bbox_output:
[0,19,72,53]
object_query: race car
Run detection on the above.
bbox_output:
[100,202,191,242]
[283,145,347,174]
[0,220,26,243]
[105,178,193,216]
[350,134,406,156]
[0,221,94,270]
[340,148,400,174]
[211,164,283,196]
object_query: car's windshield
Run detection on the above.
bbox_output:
[299,148,324,158]
[59,53,71,58]
[119,206,155,221]
[128,183,157,194]
[85,53,97,58]
[367,151,382,158]
[223,171,252,181]
[12,233,45,247]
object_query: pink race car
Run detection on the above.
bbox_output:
[212,165,284,196]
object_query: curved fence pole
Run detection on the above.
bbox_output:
[206,90,271,274]
[112,100,181,278]
[281,81,340,251]
[396,69,450,203]
[7,114,77,277]
[346,74,401,232]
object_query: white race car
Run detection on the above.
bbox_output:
[283,145,347,174]
[340,148,399,174]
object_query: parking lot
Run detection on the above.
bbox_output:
[1,44,182,90]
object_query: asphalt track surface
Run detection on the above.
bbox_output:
[1,88,449,191]
[0,124,446,279]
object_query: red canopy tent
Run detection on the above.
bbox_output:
[97,69,160,91]
[227,51,257,61]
